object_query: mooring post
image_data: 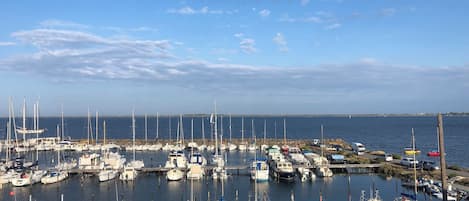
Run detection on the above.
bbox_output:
[437,113,448,201]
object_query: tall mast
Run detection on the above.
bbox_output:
[220,115,224,145]
[283,118,287,145]
[103,120,107,145]
[229,114,232,143]
[202,117,205,145]
[61,105,64,140]
[156,112,159,140]
[87,108,91,144]
[411,128,417,198]
[252,119,256,143]
[95,111,99,145]
[169,116,172,142]
[34,103,39,162]
[191,118,194,143]
[263,120,266,144]
[214,103,218,155]
[321,125,324,163]
[56,124,61,168]
[145,114,148,143]
[241,117,244,143]
[132,110,136,161]
[179,114,184,145]
[22,98,26,141]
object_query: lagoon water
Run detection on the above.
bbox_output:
[0,115,467,201]
[1,115,467,166]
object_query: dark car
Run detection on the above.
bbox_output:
[419,160,440,171]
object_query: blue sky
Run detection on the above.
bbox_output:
[0,0,468,116]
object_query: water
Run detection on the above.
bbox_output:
[1,115,467,167]
[0,115,467,200]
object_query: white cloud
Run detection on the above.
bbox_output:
[239,38,257,54]
[39,19,89,29]
[167,6,234,15]
[259,9,271,17]
[2,25,469,105]
[381,8,396,16]
[300,0,310,6]
[0,42,16,46]
[273,33,288,52]
[233,33,256,54]
[279,14,323,23]
[325,23,341,30]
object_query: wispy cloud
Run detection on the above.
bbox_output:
[0,42,16,46]
[273,33,288,52]
[167,6,236,15]
[39,19,90,29]
[1,25,468,104]
[279,14,323,23]
[259,9,271,17]
[234,33,257,54]
[380,8,396,16]
[325,23,341,30]
[300,0,310,6]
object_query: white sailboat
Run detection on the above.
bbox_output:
[315,125,333,177]
[41,124,69,184]
[210,106,227,180]
[120,111,142,181]
[238,117,247,151]
[247,120,257,152]
[187,119,206,180]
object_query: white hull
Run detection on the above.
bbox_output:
[187,164,204,180]
[98,170,119,182]
[315,166,333,177]
[119,167,137,181]
[167,169,184,181]
[41,171,68,184]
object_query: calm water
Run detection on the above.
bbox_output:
[1,115,467,167]
[3,151,427,201]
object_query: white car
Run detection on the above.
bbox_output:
[400,157,418,167]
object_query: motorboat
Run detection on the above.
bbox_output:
[270,160,295,182]
[251,160,269,182]
[187,164,204,180]
[164,151,187,169]
[167,168,184,181]
[98,166,119,182]
[119,164,137,181]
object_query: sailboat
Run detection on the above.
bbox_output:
[210,105,227,180]
[400,128,419,200]
[120,111,143,181]
[238,117,247,151]
[41,124,69,184]
[315,125,333,177]
[404,129,421,155]
[247,120,257,152]
[187,119,206,180]
[227,114,237,151]
[427,128,441,157]
[281,118,289,153]
[260,120,269,152]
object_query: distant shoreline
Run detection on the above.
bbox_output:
[1,112,468,118]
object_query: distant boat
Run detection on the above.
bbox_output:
[427,127,441,157]
[404,147,421,155]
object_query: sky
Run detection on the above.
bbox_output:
[0,0,468,116]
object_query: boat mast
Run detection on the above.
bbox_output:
[411,128,417,198]
[132,110,136,161]
[156,112,159,140]
[202,117,205,145]
[22,98,26,141]
[96,111,99,145]
[145,114,148,143]
[263,120,266,144]
[283,118,287,145]
[87,108,91,144]
[229,114,232,143]
[321,125,324,166]
[214,104,218,156]
[191,118,194,143]
[241,117,244,144]
[56,124,61,168]
[61,105,64,140]
[103,120,106,145]
[169,116,172,142]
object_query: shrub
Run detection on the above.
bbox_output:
[392,154,402,160]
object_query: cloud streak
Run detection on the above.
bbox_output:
[259,9,271,17]
[0,42,16,46]
[167,6,237,15]
[1,27,468,103]
[273,33,288,52]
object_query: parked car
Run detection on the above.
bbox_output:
[400,157,419,167]
[419,160,440,171]
[380,153,393,162]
